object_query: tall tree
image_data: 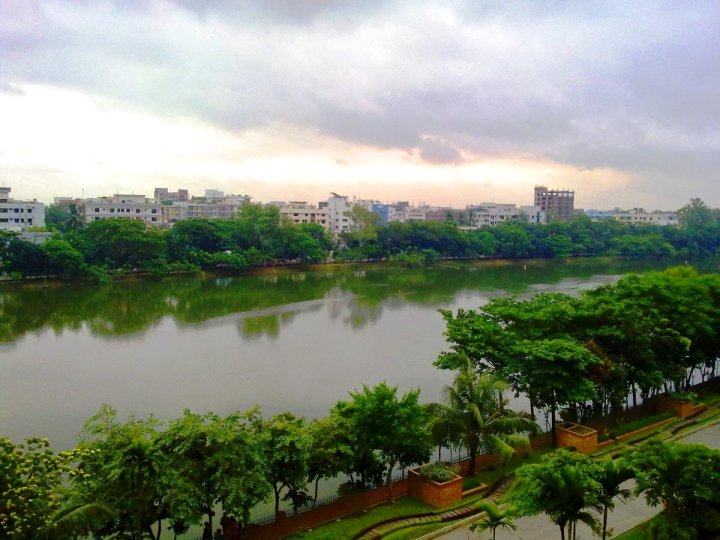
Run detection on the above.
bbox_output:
[441,360,539,475]
[594,459,634,540]
[342,383,432,502]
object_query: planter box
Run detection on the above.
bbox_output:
[555,422,598,453]
[408,467,463,508]
[657,396,696,418]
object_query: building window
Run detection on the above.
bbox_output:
[151,209,157,213]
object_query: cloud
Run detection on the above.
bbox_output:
[0,0,718,206]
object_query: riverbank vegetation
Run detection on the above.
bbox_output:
[2,198,719,280]
[3,267,720,538]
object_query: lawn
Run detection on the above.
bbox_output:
[287,497,434,540]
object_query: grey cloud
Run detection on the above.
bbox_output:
[1,0,719,204]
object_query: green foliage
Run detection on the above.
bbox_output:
[418,462,460,483]
[469,501,518,540]
[628,439,720,538]
[607,412,674,438]
[0,437,93,539]
[511,450,601,540]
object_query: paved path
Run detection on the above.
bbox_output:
[438,422,720,540]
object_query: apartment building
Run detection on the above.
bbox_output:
[0,186,45,231]
[469,203,546,227]
[83,194,163,226]
[610,208,678,226]
[279,202,329,228]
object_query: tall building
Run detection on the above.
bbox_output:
[0,186,45,231]
[534,186,575,222]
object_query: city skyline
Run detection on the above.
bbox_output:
[2,1,718,209]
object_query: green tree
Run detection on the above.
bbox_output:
[594,458,634,540]
[342,383,432,502]
[0,437,102,539]
[261,412,311,516]
[157,409,270,532]
[512,450,600,540]
[629,440,720,538]
[41,239,87,276]
[442,360,539,475]
[469,501,518,540]
[307,416,354,505]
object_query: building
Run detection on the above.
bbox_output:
[279,202,329,228]
[609,208,678,226]
[0,186,45,231]
[534,186,575,222]
[83,194,163,226]
[469,203,546,227]
[325,193,353,235]
[154,187,188,202]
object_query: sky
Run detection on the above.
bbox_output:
[1,0,718,210]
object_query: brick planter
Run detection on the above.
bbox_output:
[657,396,696,418]
[555,422,598,453]
[408,467,463,508]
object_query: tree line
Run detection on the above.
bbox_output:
[436,266,720,435]
[2,199,720,279]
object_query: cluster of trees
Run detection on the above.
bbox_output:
[510,441,720,540]
[436,267,720,434]
[0,369,544,539]
[2,199,720,279]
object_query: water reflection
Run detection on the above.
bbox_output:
[1,258,707,344]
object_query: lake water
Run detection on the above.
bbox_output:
[2,257,716,450]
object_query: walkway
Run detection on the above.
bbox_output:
[354,477,514,540]
[437,421,720,540]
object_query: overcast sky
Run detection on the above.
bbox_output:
[1,0,718,209]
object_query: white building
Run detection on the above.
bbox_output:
[325,193,353,236]
[83,194,163,226]
[0,187,45,231]
[389,208,427,222]
[279,202,329,228]
[469,203,545,227]
[610,208,678,226]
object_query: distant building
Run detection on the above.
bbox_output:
[469,203,545,227]
[534,186,575,222]
[609,208,678,226]
[279,202,329,228]
[83,194,162,226]
[326,193,353,235]
[0,186,45,231]
[154,187,188,202]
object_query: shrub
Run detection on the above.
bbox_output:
[419,462,460,483]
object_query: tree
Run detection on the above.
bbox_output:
[594,459,634,540]
[75,405,168,539]
[157,409,270,532]
[629,440,720,538]
[307,416,354,505]
[261,412,311,516]
[512,450,600,540]
[442,360,539,475]
[469,501,517,540]
[0,437,103,539]
[342,383,432,502]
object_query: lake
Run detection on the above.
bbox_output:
[2,257,716,450]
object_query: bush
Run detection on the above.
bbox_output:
[419,462,460,483]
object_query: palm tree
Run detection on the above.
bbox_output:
[37,499,113,539]
[469,501,517,540]
[595,459,634,540]
[443,358,540,475]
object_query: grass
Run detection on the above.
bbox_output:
[287,497,434,540]
[608,411,674,438]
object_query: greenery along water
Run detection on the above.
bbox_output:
[2,257,718,450]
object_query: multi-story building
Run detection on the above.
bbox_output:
[534,186,575,222]
[609,208,678,226]
[325,193,353,235]
[0,186,45,231]
[469,203,546,227]
[83,194,163,226]
[279,202,329,228]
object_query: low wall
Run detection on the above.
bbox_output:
[555,423,598,453]
[236,478,408,540]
